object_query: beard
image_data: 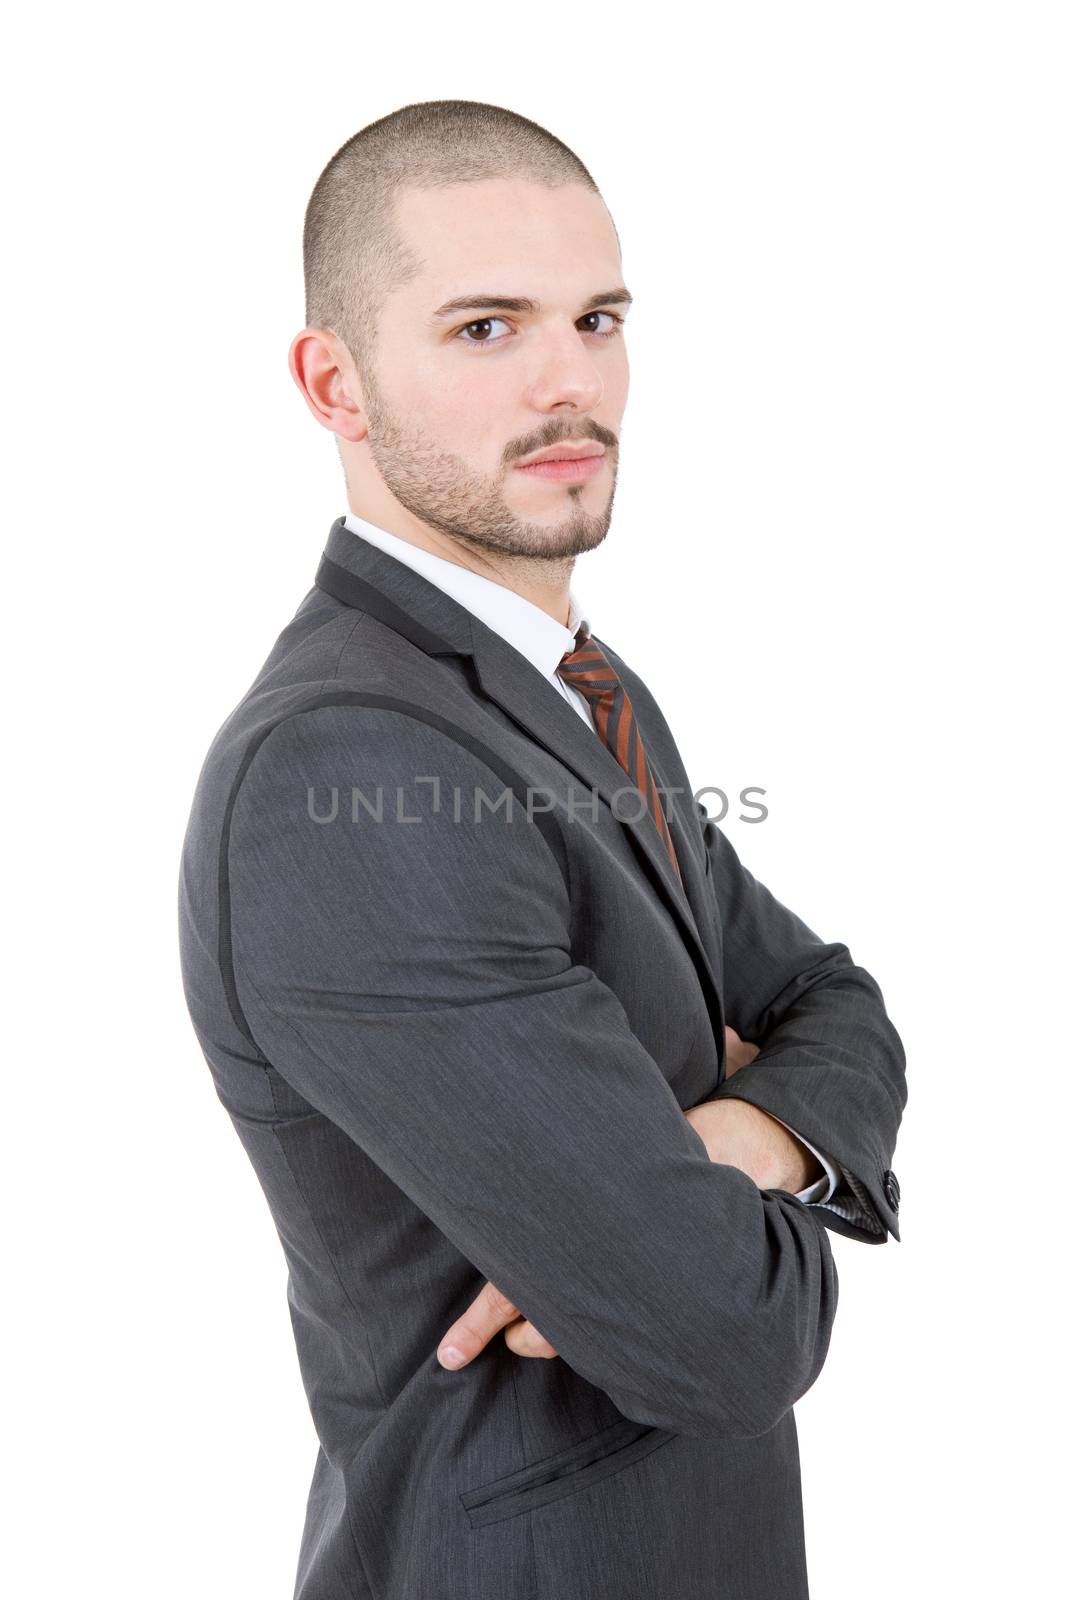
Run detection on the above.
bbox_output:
[359,369,618,564]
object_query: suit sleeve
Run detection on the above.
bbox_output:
[697,803,907,1244]
[226,704,839,1441]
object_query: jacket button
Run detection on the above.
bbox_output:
[883,1168,900,1212]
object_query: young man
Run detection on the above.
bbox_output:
[178,99,906,1600]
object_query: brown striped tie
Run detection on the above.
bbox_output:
[557,621,681,879]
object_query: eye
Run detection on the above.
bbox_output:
[454,310,626,351]
[577,310,625,337]
[455,316,512,347]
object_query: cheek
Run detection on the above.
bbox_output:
[406,363,513,460]
[606,348,629,410]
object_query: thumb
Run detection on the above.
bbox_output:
[437,1279,522,1370]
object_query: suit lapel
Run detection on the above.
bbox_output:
[314,519,723,1036]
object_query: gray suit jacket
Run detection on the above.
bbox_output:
[178,516,907,1600]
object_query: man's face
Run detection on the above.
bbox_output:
[356,177,629,563]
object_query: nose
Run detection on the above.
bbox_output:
[525,322,606,414]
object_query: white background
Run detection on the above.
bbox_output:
[4,3,1063,1595]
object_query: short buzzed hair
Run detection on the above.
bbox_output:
[302,99,603,383]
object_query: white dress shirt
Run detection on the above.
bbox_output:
[341,510,839,1205]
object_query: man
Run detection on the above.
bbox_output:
[178,99,906,1600]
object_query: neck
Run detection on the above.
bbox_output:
[346,503,577,629]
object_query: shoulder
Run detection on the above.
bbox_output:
[228,698,573,890]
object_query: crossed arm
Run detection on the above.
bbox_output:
[230,707,903,1438]
[437,1028,814,1368]
[438,799,908,1367]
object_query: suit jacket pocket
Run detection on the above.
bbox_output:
[459,1417,677,1529]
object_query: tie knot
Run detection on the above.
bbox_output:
[557,624,620,699]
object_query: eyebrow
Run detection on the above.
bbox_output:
[430,287,633,321]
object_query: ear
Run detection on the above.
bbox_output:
[288,327,368,443]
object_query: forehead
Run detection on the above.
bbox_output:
[391,178,621,301]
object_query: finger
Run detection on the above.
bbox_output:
[437,1279,522,1369]
[504,1319,559,1359]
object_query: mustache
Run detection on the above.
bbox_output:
[502,420,617,466]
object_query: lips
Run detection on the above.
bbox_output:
[515,454,606,482]
[516,442,606,467]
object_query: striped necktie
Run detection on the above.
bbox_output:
[557,621,681,880]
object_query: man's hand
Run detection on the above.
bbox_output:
[723,1023,760,1078]
[683,1095,821,1190]
[687,1028,822,1192]
[435,1026,803,1372]
[438,1279,557,1369]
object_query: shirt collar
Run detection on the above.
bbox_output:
[342,510,588,681]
